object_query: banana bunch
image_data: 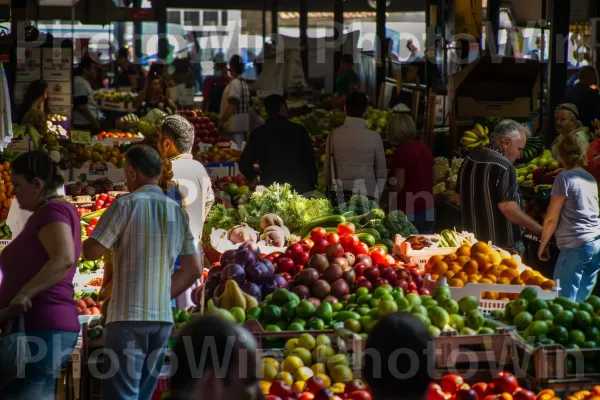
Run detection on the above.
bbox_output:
[461,123,489,152]
[592,119,600,140]
[520,135,545,162]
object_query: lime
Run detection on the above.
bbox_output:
[282,302,296,321]
[433,286,452,302]
[368,299,381,309]
[490,310,505,320]
[575,311,592,330]
[344,319,362,334]
[316,302,333,324]
[512,299,529,316]
[276,321,289,330]
[579,302,595,315]
[287,322,304,331]
[396,297,410,311]
[428,325,442,337]
[584,327,600,343]
[355,307,371,316]
[291,347,313,367]
[229,307,246,324]
[411,305,428,316]
[514,311,534,331]
[586,295,600,312]
[378,300,399,317]
[282,355,304,373]
[441,298,460,315]
[423,299,439,309]
[380,294,394,302]
[290,293,301,305]
[583,341,598,349]
[420,296,433,302]
[478,327,495,334]
[549,303,564,316]
[298,333,317,350]
[357,294,372,305]
[554,310,575,329]
[460,327,478,335]
[593,316,600,330]
[313,345,335,363]
[330,364,354,384]
[413,313,431,329]
[392,289,404,301]
[291,318,307,328]
[307,318,325,330]
[264,305,282,323]
[528,298,549,315]
[265,294,273,303]
[272,288,293,306]
[355,287,369,297]
[373,286,391,299]
[534,309,554,322]
[345,303,358,311]
[265,324,282,334]
[429,306,450,329]
[359,316,374,331]
[406,293,422,307]
[570,329,586,347]
[466,309,485,330]
[332,302,344,312]
[296,301,316,319]
[519,286,538,301]
[246,307,262,321]
[528,321,549,343]
[449,314,466,331]
[458,296,479,314]
[316,334,331,347]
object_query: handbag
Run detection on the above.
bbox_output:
[0,316,31,389]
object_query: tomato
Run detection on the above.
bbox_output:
[326,232,340,244]
[300,238,315,252]
[344,380,368,395]
[385,255,396,265]
[485,383,499,396]
[369,248,387,265]
[440,374,464,395]
[427,384,451,400]
[472,383,488,400]
[311,227,327,241]
[270,381,292,398]
[348,391,372,400]
[493,371,519,395]
[353,242,370,255]
[299,394,316,400]
[337,222,356,236]
[340,235,359,251]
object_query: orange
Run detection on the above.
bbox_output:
[0,193,7,202]
[593,387,600,397]
[483,274,498,283]
[0,186,5,194]
[511,277,524,285]
[542,279,555,290]
[0,208,8,219]
[471,253,489,270]
[497,277,511,285]
[450,262,462,274]
[471,241,492,255]
[431,274,440,281]
[462,260,479,275]
[431,261,449,276]
[527,276,544,287]
[479,278,494,284]
[456,256,471,267]
[443,253,458,264]
[521,270,535,282]
[499,394,513,400]
[3,162,11,170]
[3,199,12,209]
[483,291,500,300]
[501,268,520,281]
[448,278,465,288]
[426,255,444,269]
[456,245,471,257]
[0,165,4,173]
[501,258,519,269]
[444,271,455,280]
[487,265,503,277]
[454,271,469,283]
[499,296,511,302]
[468,274,481,283]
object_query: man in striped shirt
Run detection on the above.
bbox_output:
[82,145,203,400]
[457,120,542,254]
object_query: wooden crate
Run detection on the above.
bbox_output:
[244,320,337,350]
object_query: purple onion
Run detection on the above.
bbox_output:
[241,282,263,301]
[221,263,246,286]
[239,240,261,258]
[233,249,257,268]
[219,249,237,266]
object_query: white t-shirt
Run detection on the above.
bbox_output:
[219,78,250,133]
[73,76,100,126]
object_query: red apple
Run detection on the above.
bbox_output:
[440,374,464,395]
[418,287,431,295]
[374,278,389,288]
[279,272,292,282]
[493,371,518,395]
[344,380,368,394]
[408,281,417,291]
[381,268,398,283]
[354,263,368,277]
[363,266,380,282]
[270,381,292,398]
[471,383,487,400]
[354,279,373,292]
[295,252,310,266]
[291,265,304,276]
[513,389,535,400]
[310,239,329,256]
[286,243,305,259]
[348,392,372,400]
[276,257,295,274]
[394,279,409,293]
[304,376,326,393]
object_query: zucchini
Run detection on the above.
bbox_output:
[356,233,376,247]
[356,228,381,241]
[342,211,358,218]
[376,238,395,251]
[298,215,346,238]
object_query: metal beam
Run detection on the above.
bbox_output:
[272,0,279,37]
[375,0,386,101]
[300,0,309,78]
[546,0,570,145]
[333,0,343,90]
[487,0,500,50]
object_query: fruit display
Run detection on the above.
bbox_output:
[259,333,367,398]
[423,241,555,292]
[93,90,136,103]
[12,123,41,145]
[46,120,68,139]
[116,113,139,129]
[460,124,489,152]
[567,387,600,400]
[516,149,559,186]
[95,131,140,141]
[180,109,222,148]
[520,135,546,163]
[194,146,242,164]
[66,178,124,197]
[59,143,127,169]
[428,371,540,400]
[365,108,391,134]
[212,174,251,207]
[0,154,16,236]
[75,291,102,316]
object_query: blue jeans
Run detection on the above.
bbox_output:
[407,209,436,234]
[102,321,173,400]
[554,237,600,302]
[2,330,79,400]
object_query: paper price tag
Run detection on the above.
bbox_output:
[7,138,33,153]
[71,130,91,144]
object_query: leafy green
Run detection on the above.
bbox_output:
[202,204,240,243]
[336,195,380,215]
[362,219,391,239]
[238,183,334,232]
[383,210,418,237]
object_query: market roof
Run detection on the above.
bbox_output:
[168,0,425,12]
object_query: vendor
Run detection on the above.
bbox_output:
[335,54,360,97]
[136,74,177,115]
[566,66,600,129]
[202,53,231,114]
[552,103,590,158]
[73,58,102,134]
[18,79,48,136]
[539,133,600,302]
[114,47,139,92]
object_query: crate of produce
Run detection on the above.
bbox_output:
[424,276,560,316]
[245,320,337,350]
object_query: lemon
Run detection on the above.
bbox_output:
[262,364,278,381]
[259,381,271,395]
[275,371,294,386]
[330,383,346,393]
[311,363,326,376]
[317,373,332,388]
[282,356,304,373]
[292,381,306,393]
[284,338,299,356]
[263,357,279,370]
[298,333,317,351]
[330,364,354,384]
[294,366,314,382]
[291,347,312,367]
[316,334,332,347]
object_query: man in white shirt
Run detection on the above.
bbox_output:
[72,58,101,133]
[160,115,214,307]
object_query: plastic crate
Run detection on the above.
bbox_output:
[424,276,560,316]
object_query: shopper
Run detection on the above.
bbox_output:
[73,58,102,133]
[136,73,177,115]
[170,316,261,400]
[18,79,49,135]
[387,113,435,233]
[202,53,232,114]
[539,133,600,301]
[114,47,139,92]
[324,92,387,204]
[406,39,423,63]
[160,115,214,307]
[239,94,317,194]
[0,151,80,398]
[335,54,360,96]
[458,120,542,254]
[219,54,251,149]
[552,103,590,158]
[82,145,203,400]
[566,66,600,129]
[363,313,433,400]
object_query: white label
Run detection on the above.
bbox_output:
[42,48,72,82]
[7,138,33,153]
[73,161,125,183]
[47,81,72,107]
[178,84,195,107]
[15,47,41,82]
[435,95,448,126]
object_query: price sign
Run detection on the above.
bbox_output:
[71,130,91,144]
[7,138,33,153]
[0,240,11,253]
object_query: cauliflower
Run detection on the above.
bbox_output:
[384,210,418,237]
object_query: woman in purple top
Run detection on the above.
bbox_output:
[0,151,81,397]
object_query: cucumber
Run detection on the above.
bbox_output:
[356,228,381,240]
[356,233,376,247]
[298,215,346,238]
[342,211,357,218]
[376,238,394,250]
